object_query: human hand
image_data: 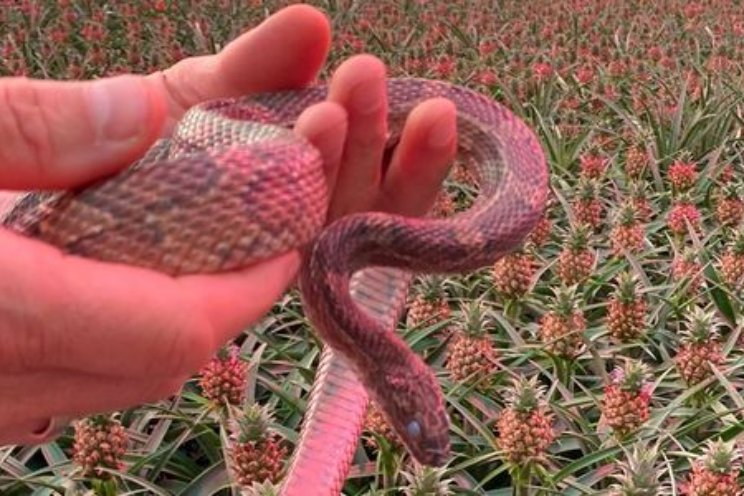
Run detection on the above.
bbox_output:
[0,4,456,445]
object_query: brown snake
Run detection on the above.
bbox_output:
[1,78,547,494]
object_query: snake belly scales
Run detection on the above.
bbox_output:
[1,78,547,494]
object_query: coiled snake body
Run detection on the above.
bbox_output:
[1,78,547,494]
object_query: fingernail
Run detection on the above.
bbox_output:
[352,78,385,115]
[428,113,457,148]
[87,76,150,145]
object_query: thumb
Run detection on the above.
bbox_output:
[0,75,166,189]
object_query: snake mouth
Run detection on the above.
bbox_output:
[401,430,450,467]
[423,448,450,468]
[414,435,450,467]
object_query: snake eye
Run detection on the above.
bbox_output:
[406,420,422,439]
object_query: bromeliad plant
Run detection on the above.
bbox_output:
[495,375,555,493]
[445,299,499,392]
[226,404,288,488]
[605,271,647,345]
[2,0,744,494]
[600,360,653,439]
[682,440,742,496]
[675,306,726,388]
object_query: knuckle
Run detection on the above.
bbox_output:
[351,127,388,148]
[0,80,55,175]
[0,312,47,375]
[156,67,203,119]
[152,319,214,377]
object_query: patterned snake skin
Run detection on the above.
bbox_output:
[0,78,547,494]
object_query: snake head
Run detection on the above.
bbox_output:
[367,359,451,466]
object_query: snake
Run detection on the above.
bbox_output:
[0,78,547,494]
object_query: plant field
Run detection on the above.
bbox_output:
[2,0,744,494]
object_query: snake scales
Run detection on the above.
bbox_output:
[1,78,547,494]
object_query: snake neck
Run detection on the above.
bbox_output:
[298,239,409,372]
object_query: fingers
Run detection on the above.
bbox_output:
[377,97,457,216]
[323,55,457,220]
[293,101,348,193]
[178,252,301,344]
[1,418,55,445]
[0,4,331,190]
[0,371,183,435]
[326,55,389,219]
[152,4,331,132]
[0,229,298,379]
[0,4,329,385]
